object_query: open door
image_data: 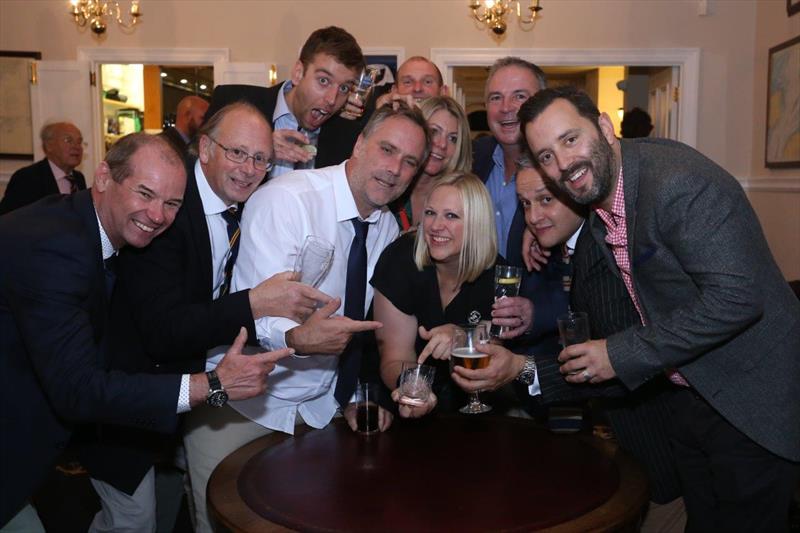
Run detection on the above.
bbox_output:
[648,66,680,140]
[213,61,269,87]
[30,60,95,181]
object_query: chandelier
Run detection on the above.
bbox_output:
[468,0,543,36]
[69,0,142,35]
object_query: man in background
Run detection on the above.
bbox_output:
[0,122,86,215]
[161,95,209,156]
[205,26,365,177]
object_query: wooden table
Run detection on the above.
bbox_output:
[209,416,648,532]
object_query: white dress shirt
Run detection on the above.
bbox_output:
[49,159,75,194]
[207,161,399,434]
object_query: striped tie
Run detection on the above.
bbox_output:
[219,207,240,297]
[65,172,79,193]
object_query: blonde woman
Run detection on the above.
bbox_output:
[372,172,499,417]
[394,96,472,231]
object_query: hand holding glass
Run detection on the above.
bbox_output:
[293,235,334,288]
[557,311,590,375]
[490,265,523,337]
[399,362,435,407]
[340,68,378,120]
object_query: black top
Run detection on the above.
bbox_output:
[371,233,498,412]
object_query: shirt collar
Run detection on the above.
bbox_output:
[565,221,584,255]
[48,158,69,180]
[334,161,382,225]
[490,142,505,171]
[596,164,625,221]
[273,80,294,124]
[94,209,117,260]
[195,159,235,215]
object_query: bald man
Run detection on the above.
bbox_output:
[161,95,209,156]
[0,122,87,215]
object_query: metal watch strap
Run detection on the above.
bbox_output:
[515,356,537,386]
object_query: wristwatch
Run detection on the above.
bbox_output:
[515,356,537,386]
[205,370,229,408]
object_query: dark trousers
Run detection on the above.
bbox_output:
[669,388,800,533]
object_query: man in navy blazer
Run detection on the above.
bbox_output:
[205,26,365,179]
[0,133,289,531]
[0,122,87,215]
[520,86,800,532]
[472,57,546,260]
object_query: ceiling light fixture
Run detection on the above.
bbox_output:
[468,0,542,37]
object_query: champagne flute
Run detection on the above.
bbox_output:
[293,235,334,288]
[490,265,522,337]
[451,324,492,414]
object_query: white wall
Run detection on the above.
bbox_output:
[1,0,798,276]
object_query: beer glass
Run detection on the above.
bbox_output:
[490,265,523,337]
[451,324,492,414]
[399,362,435,406]
[293,235,334,288]
[352,382,379,435]
[340,68,378,120]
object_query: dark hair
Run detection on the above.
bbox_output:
[189,101,268,156]
[486,57,547,97]
[299,26,365,73]
[621,107,653,138]
[106,133,182,184]
[362,101,432,167]
[518,86,601,153]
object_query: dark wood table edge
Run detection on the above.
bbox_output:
[208,419,649,533]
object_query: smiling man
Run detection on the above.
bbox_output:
[519,86,800,532]
[84,103,331,533]
[180,103,429,530]
[205,26,365,178]
[0,133,291,532]
[472,57,546,260]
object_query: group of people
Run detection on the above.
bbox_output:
[1,24,798,533]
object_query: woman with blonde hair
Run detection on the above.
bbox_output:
[394,96,472,231]
[371,172,499,417]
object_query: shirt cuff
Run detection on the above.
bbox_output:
[527,371,542,397]
[176,374,192,414]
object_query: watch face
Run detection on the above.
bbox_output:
[207,390,229,408]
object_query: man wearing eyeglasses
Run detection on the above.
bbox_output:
[204,26,365,178]
[0,122,87,215]
[81,102,333,533]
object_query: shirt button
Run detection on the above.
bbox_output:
[496,211,501,216]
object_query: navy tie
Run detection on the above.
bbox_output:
[103,255,118,300]
[333,218,369,407]
[219,207,240,297]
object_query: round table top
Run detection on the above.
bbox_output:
[209,415,648,533]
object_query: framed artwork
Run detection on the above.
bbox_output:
[0,50,41,159]
[363,48,405,91]
[788,0,800,16]
[765,36,800,168]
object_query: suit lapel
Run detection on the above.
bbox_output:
[185,162,214,297]
[73,190,110,342]
[620,139,641,278]
[39,158,60,195]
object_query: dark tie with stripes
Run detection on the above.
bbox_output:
[219,207,241,297]
[333,218,369,407]
[65,172,79,193]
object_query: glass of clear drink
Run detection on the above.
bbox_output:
[292,235,334,288]
[399,362,435,407]
[450,323,492,414]
[340,68,378,119]
[490,265,523,337]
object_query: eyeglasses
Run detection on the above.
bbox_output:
[207,136,274,172]
[62,136,87,148]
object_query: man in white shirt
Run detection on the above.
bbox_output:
[184,102,430,531]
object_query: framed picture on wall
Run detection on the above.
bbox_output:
[0,50,41,159]
[788,0,800,16]
[765,35,800,168]
[363,47,405,92]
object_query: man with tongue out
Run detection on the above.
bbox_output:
[205,26,365,179]
[472,57,547,261]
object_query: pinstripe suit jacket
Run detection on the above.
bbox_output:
[571,223,681,503]
[602,138,800,462]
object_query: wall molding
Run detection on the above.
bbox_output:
[740,176,800,193]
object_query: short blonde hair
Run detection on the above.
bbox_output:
[414,172,497,285]
[417,96,472,175]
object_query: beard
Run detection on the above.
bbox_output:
[557,135,616,206]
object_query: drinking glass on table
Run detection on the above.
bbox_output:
[450,324,492,414]
[557,311,590,374]
[351,382,380,435]
[399,362,435,407]
[293,235,334,288]
[340,68,378,120]
[490,265,523,337]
